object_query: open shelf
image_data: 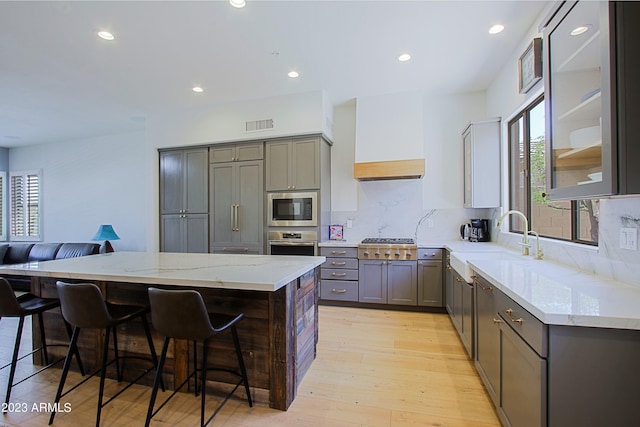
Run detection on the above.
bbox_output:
[554,142,601,168]
[558,91,601,121]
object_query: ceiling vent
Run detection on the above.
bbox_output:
[245,118,274,132]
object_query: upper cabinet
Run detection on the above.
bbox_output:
[209,142,263,163]
[266,137,321,191]
[544,1,640,199]
[160,148,209,214]
[463,119,501,208]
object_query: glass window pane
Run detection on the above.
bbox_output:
[509,117,526,233]
[576,199,599,243]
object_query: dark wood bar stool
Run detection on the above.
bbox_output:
[145,287,253,427]
[50,281,161,426]
[0,277,83,407]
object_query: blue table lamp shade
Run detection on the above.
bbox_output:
[92,225,120,253]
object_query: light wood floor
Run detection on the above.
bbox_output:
[0,306,500,426]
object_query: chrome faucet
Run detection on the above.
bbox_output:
[496,210,530,256]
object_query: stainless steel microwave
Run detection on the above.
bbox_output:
[267,192,317,227]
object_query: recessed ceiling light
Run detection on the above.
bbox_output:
[398,53,411,62]
[571,25,591,36]
[288,71,299,78]
[229,0,246,8]
[192,86,204,93]
[488,24,505,35]
[97,31,115,41]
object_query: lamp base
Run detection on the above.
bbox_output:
[105,240,115,253]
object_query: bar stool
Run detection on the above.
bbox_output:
[50,282,161,426]
[0,277,83,407]
[145,287,252,427]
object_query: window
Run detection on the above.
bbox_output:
[508,97,598,245]
[0,172,6,241]
[10,170,42,241]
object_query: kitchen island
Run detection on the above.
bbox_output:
[0,251,325,411]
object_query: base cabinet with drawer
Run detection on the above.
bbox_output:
[417,248,443,307]
[474,270,640,427]
[319,247,359,302]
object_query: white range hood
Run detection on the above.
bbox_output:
[354,92,425,181]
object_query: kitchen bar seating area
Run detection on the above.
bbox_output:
[0,303,499,426]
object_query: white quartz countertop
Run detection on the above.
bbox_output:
[0,251,325,292]
[448,245,640,330]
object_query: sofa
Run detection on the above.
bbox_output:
[1,242,101,291]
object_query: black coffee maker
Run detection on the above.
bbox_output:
[470,219,490,242]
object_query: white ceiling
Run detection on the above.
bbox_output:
[0,0,548,148]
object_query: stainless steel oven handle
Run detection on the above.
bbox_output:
[268,241,316,246]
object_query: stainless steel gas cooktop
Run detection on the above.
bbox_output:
[358,237,417,260]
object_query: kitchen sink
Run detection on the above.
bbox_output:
[450,250,530,282]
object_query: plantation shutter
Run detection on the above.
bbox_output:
[10,172,40,239]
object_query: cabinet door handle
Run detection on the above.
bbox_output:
[331,261,347,266]
[331,288,347,293]
[331,272,347,277]
[331,250,347,255]
[476,281,493,292]
[234,204,240,231]
[505,309,523,324]
[492,317,502,324]
[456,276,465,282]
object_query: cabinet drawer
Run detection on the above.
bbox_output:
[321,268,358,281]
[320,247,358,258]
[418,248,443,260]
[320,280,358,301]
[496,290,547,357]
[323,258,358,269]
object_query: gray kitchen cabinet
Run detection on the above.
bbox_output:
[474,269,640,427]
[474,276,500,407]
[210,160,264,254]
[160,213,208,253]
[209,142,263,163]
[449,266,473,358]
[543,1,640,199]
[266,137,321,191]
[463,119,501,208]
[358,259,417,305]
[445,251,453,314]
[417,248,443,307]
[319,247,359,302]
[474,273,547,427]
[159,148,209,253]
[160,148,208,215]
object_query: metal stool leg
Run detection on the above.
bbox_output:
[201,341,207,427]
[144,336,170,427]
[141,314,164,391]
[64,320,85,376]
[95,327,112,427]
[4,316,25,406]
[232,325,253,406]
[49,326,81,425]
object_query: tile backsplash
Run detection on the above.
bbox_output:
[331,181,640,286]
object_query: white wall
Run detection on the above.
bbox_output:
[330,90,488,242]
[147,90,330,150]
[9,132,148,251]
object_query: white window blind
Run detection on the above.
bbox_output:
[0,172,5,241]
[10,171,41,240]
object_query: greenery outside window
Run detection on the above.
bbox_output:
[10,170,42,241]
[508,96,598,245]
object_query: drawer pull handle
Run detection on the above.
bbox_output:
[331,261,347,266]
[455,277,465,282]
[492,317,502,324]
[331,288,347,293]
[331,273,347,277]
[505,309,523,324]
[331,251,347,255]
[476,281,493,292]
